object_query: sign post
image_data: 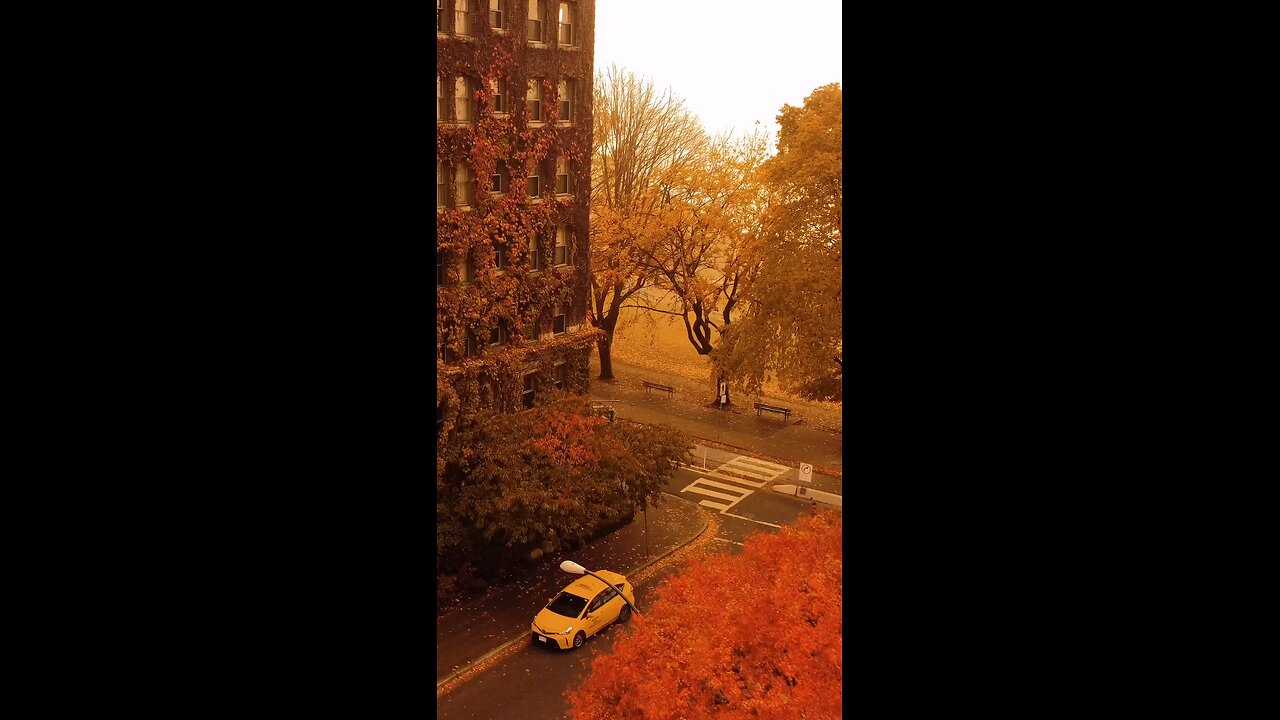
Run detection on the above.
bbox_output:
[799,463,813,483]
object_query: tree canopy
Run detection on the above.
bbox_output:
[589,65,708,379]
[714,84,843,401]
[437,398,692,578]
[566,511,843,720]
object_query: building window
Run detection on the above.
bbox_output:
[464,331,478,357]
[527,0,544,42]
[554,226,569,265]
[554,307,567,335]
[442,336,457,362]
[437,75,446,122]
[490,77,507,114]
[493,241,507,270]
[490,0,505,29]
[455,163,474,207]
[527,160,541,198]
[529,233,543,271]
[558,78,575,123]
[489,321,508,346]
[489,164,507,194]
[455,77,475,123]
[456,0,472,35]
[461,253,474,284]
[437,162,445,207]
[437,250,444,286]
[554,363,568,390]
[438,0,444,31]
[558,2,574,45]
[526,77,543,122]
[555,157,573,195]
[523,373,538,409]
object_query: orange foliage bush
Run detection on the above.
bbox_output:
[566,511,842,720]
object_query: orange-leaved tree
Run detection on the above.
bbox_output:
[566,511,842,720]
[634,129,771,407]
[589,64,707,379]
[715,84,843,402]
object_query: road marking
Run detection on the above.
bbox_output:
[717,463,774,480]
[689,477,763,494]
[679,482,740,502]
[732,457,791,473]
[699,469,767,487]
[710,537,745,546]
[721,511,784,528]
[674,454,801,515]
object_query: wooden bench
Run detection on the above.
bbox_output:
[642,380,675,398]
[754,402,792,422]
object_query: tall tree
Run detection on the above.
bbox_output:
[566,511,843,720]
[715,84,843,401]
[635,130,771,407]
[589,65,707,379]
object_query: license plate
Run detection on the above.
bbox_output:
[538,636,546,642]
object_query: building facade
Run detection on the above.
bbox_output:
[436,0,597,442]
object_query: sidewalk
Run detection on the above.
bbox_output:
[591,358,843,473]
[436,493,707,685]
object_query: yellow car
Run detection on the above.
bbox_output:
[531,570,635,650]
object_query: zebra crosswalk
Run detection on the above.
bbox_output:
[679,455,793,512]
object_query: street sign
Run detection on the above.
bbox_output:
[799,463,813,483]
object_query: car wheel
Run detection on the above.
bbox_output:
[573,631,585,649]
[618,605,631,623]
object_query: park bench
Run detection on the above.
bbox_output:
[642,380,675,398]
[754,402,792,422]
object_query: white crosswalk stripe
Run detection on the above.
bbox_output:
[680,483,741,502]
[699,469,767,487]
[678,454,796,512]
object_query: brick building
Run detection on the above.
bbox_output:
[436,1,597,441]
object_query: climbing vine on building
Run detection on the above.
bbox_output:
[437,2,601,478]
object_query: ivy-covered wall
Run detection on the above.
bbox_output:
[437,0,599,455]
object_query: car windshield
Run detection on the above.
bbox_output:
[546,591,589,619]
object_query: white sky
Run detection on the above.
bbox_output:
[593,0,842,148]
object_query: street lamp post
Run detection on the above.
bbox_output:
[560,560,641,616]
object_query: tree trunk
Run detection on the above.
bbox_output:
[598,335,614,380]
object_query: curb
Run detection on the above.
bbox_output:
[435,492,709,691]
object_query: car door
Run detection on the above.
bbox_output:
[593,586,620,631]
[584,587,615,636]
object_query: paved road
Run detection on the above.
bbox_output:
[436,457,818,720]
